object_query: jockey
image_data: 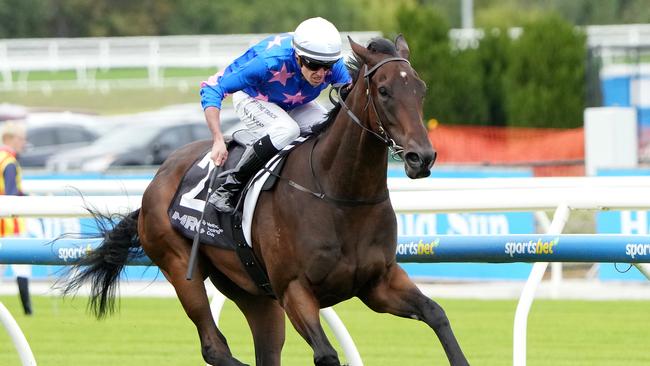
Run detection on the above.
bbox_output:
[200,17,352,213]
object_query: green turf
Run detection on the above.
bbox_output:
[0,67,219,115]
[1,295,649,365]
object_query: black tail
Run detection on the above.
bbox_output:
[62,208,141,319]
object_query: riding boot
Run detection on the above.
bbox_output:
[16,276,33,316]
[209,135,279,213]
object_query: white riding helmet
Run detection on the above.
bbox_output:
[292,17,342,63]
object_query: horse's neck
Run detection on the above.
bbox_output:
[314,92,389,199]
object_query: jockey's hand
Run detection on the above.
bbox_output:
[211,139,228,167]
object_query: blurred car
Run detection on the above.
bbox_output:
[16,112,105,167]
[0,103,27,121]
[46,109,241,172]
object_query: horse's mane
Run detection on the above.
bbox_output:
[311,37,399,135]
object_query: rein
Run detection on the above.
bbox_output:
[262,56,411,207]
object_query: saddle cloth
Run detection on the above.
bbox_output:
[168,131,310,250]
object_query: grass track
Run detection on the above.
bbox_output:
[1,295,649,365]
[1,67,215,114]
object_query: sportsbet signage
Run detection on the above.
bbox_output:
[391,168,535,280]
[597,169,650,280]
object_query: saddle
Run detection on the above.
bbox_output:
[168,131,310,296]
[170,130,276,248]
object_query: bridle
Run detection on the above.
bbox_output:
[330,56,411,161]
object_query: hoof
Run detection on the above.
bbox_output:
[315,354,341,366]
[209,357,249,366]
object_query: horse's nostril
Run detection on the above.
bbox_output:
[405,152,421,166]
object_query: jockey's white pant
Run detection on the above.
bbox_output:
[232,91,328,150]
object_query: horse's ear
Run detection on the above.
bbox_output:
[395,34,410,60]
[348,36,370,63]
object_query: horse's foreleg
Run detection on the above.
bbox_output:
[358,264,469,366]
[211,272,285,366]
[237,297,286,365]
[281,280,341,366]
[159,259,247,366]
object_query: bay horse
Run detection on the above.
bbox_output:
[63,36,469,366]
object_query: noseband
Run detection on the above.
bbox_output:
[332,56,411,160]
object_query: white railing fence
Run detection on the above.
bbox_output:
[0,32,381,91]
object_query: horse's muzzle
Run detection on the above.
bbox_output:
[404,150,437,179]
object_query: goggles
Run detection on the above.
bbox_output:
[299,56,337,71]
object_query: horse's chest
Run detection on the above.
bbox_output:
[279,203,397,303]
[305,244,390,303]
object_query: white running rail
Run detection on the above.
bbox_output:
[0,32,381,90]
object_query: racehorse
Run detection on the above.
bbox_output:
[63,35,469,366]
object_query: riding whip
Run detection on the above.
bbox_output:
[186,166,218,280]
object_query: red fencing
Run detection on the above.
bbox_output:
[428,124,585,176]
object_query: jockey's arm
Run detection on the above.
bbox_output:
[204,106,228,167]
[200,58,268,166]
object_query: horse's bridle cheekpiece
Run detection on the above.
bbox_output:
[334,56,411,160]
[267,56,412,207]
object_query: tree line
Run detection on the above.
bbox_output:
[2,0,642,128]
[395,6,586,128]
[1,0,648,38]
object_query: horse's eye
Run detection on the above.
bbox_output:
[378,86,389,96]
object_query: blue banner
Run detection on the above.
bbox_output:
[4,234,648,265]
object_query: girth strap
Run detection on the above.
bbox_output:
[232,216,275,298]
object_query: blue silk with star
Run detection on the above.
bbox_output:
[200,33,351,111]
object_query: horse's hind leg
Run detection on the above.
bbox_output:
[281,280,341,366]
[157,254,248,366]
[359,264,469,366]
